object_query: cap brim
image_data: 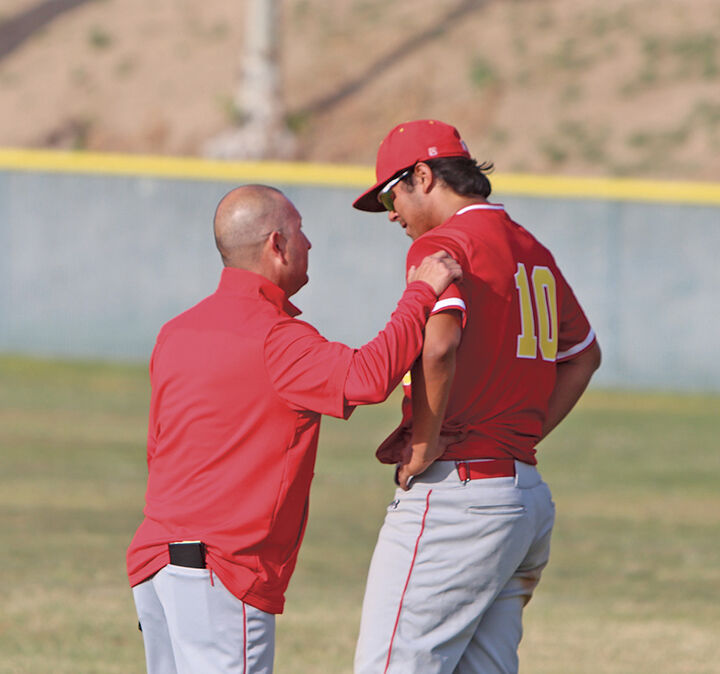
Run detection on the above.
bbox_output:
[352,180,387,212]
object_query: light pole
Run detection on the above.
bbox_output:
[205,0,295,159]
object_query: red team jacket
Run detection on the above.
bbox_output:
[126,268,439,614]
[376,204,597,466]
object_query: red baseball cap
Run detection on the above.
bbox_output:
[353,119,471,212]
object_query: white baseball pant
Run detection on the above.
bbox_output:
[132,564,275,674]
[354,459,555,674]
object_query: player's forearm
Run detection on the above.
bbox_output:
[409,351,455,462]
[396,344,456,490]
[404,313,462,475]
[542,341,601,439]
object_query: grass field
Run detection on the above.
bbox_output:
[1,354,719,673]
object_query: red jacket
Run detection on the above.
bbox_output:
[127,268,437,613]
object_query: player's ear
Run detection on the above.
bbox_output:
[414,162,435,194]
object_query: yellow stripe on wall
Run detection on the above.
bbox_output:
[0,148,374,187]
[1,148,719,206]
[494,173,720,206]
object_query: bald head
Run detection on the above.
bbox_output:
[213,185,294,269]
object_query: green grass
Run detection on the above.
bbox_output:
[1,355,719,673]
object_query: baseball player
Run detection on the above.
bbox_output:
[352,120,601,673]
[126,185,462,674]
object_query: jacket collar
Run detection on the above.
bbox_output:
[217,267,301,317]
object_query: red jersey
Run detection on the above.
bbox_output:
[127,268,438,614]
[377,204,596,466]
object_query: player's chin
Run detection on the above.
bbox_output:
[402,224,419,240]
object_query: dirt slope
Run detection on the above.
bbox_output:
[1,0,719,180]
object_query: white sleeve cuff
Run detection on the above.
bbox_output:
[431,298,466,314]
[557,328,596,360]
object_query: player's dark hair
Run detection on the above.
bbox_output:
[404,156,494,198]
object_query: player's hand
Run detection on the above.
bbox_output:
[395,445,436,491]
[407,251,462,296]
[396,462,414,491]
[396,457,433,491]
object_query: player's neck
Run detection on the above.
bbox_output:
[435,193,488,227]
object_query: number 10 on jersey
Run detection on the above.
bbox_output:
[514,263,558,361]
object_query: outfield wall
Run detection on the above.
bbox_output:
[1,150,718,392]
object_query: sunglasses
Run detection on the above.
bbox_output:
[377,168,412,212]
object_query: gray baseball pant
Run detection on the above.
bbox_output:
[132,564,275,674]
[354,459,555,674]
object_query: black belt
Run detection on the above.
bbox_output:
[168,541,206,568]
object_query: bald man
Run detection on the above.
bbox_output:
[126,185,462,674]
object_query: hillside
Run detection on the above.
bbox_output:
[1,0,720,181]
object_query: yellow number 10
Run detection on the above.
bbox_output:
[514,263,558,361]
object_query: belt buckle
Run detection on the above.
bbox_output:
[455,461,470,484]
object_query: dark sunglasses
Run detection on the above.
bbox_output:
[377,169,412,212]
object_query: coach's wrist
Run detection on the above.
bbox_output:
[405,279,437,297]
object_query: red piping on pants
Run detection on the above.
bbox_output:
[384,489,433,674]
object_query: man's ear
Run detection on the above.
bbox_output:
[414,162,435,194]
[267,230,287,263]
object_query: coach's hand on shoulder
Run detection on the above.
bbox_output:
[408,251,462,296]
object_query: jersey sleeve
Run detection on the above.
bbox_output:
[555,268,596,362]
[407,238,467,325]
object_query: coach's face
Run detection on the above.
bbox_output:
[280,204,312,297]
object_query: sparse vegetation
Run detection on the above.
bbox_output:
[70,66,91,89]
[540,120,610,168]
[469,56,499,90]
[87,26,113,50]
[534,9,555,31]
[623,99,720,168]
[0,69,18,86]
[352,0,385,23]
[293,0,311,20]
[559,83,584,105]
[217,95,247,126]
[673,33,718,79]
[208,21,229,40]
[489,127,509,146]
[0,0,718,180]
[41,117,93,150]
[550,38,595,71]
[539,138,568,167]
[114,57,135,78]
[623,31,720,96]
[286,110,311,134]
